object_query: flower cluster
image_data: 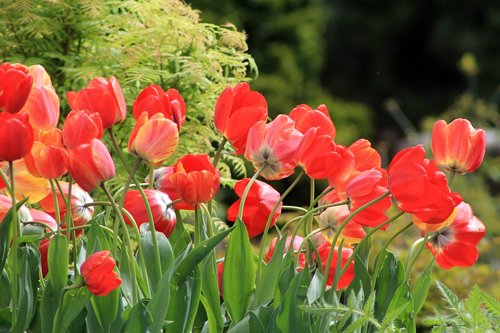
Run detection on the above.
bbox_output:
[0,61,487,303]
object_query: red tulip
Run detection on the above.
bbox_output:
[387,145,462,224]
[245,115,303,180]
[297,127,354,180]
[299,242,354,290]
[168,154,220,206]
[39,181,94,227]
[62,110,103,149]
[25,128,68,179]
[348,139,381,173]
[265,236,305,262]
[0,62,33,114]
[128,112,179,165]
[345,169,392,229]
[39,239,50,277]
[19,65,60,130]
[214,82,268,154]
[431,118,486,174]
[81,251,122,296]
[132,84,186,131]
[227,178,282,238]
[67,139,116,192]
[123,189,176,237]
[151,166,193,210]
[290,103,335,138]
[0,112,34,161]
[421,202,486,269]
[66,76,127,129]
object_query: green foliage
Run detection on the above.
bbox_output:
[424,282,500,332]
[0,0,255,157]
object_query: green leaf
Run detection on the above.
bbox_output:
[173,226,233,285]
[384,282,415,332]
[411,259,434,315]
[52,287,91,333]
[0,270,10,308]
[140,223,174,291]
[90,288,121,333]
[254,235,287,307]
[122,300,153,333]
[200,255,224,332]
[223,219,255,323]
[0,199,27,273]
[166,266,202,333]
[48,234,69,293]
[147,266,175,333]
[374,251,405,322]
[12,244,39,333]
[169,211,192,256]
[347,253,371,301]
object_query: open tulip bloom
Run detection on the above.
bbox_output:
[0,61,491,333]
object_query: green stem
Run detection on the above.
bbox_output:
[212,137,227,170]
[148,165,154,189]
[107,127,131,173]
[405,232,429,281]
[281,205,308,213]
[0,167,11,192]
[49,179,62,230]
[256,169,305,283]
[101,183,139,303]
[282,201,349,233]
[9,161,19,326]
[321,191,391,295]
[200,203,214,238]
[448,170,456,186]
[194,205,202,245]
[237,163,267,219]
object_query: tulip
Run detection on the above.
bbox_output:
[123,189,176,237]
[62,110,103,149]
[214,82,268,154]
[421,202,485,269]
[168,154,220,206]
[39,182,94,227]
[0,194,32,224]
[298,242,354,290]
[289,103,335,137]
[151,166,193,210]
[25,128,68,179]
[387,145,462,224]
[0,62,33,114]
[431,118,486,174]
[0,112,34,162]
[297,127,354,180]
[128,112,179,165]
[265,236,305,262]
[29,209,58,233]
[345,169,392,229]
[348,139,381,173]
[20,65,60,130]
[39,239,50,277]
[245,115,303,180]
[0,160,50,204]
[318,204,366,245]
[67,139,116,192]
[227,178,282,238]
[132,84,186,130]
[81,251,122,296]
[67,76,127,129]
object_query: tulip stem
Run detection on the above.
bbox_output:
[448,170,456,186]
[107,128,131,173]
[148,166,154,189]
[256,169,304,284]
[405,232,429,281]
[321,191,391,296]
[282,201,350,233]
[212,137,227,170]
[8,161,20,326]
[49,179,62,230]
[237,163,266,220]
[194,205,202,245]
[101,183,139,303]
[0,167,11,193]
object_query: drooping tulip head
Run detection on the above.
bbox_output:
[245,115,303,180]
[431,118,486,174]
[81,251,122,296]
[214,82,268,154]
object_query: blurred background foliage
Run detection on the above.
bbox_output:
[1,0,499,329]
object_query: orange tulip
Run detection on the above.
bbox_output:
[128,112,179,165]
[431,118,486,173]
[0,160,50,204]
[67,139,116,192]
[25,128,68,179]
[20,65,60,130]
[0,62,33,114]
[168,154,220,206]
